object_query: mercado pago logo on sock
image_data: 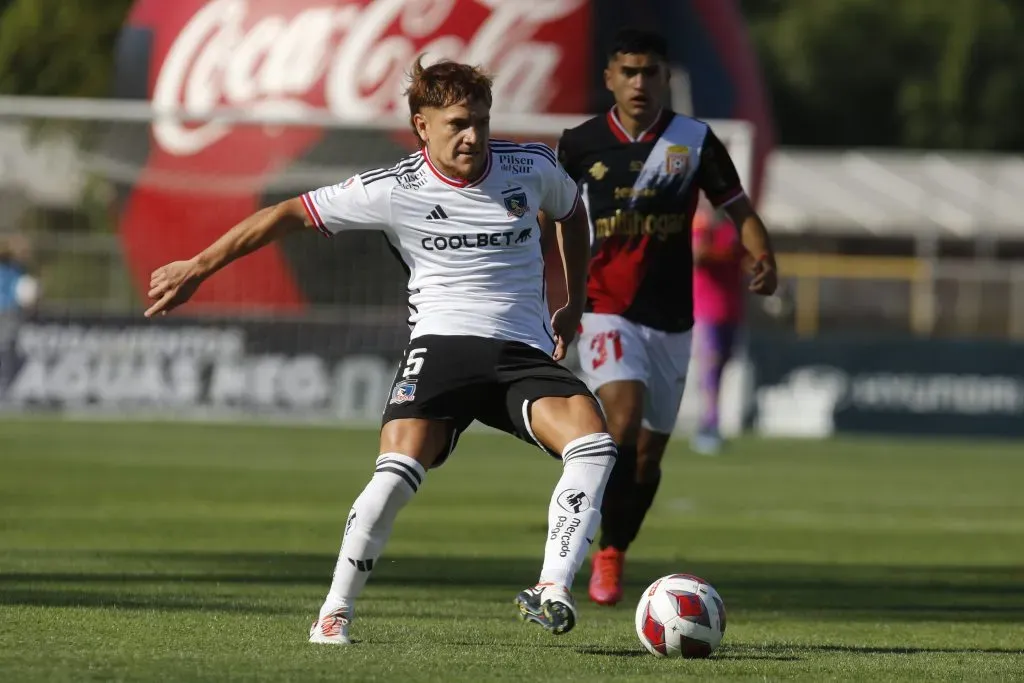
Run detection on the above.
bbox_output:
[556,488,591,514]
[548,515,582,558]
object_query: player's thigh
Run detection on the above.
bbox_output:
[640,327,693,435]
[381,335,489,469]
[481,341,605,457]
[575,313,650,392]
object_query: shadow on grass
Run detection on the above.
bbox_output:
[2,551,1023,624]
[808,644,1023,655]
[578,643,1023,661]
[0,586,296,614]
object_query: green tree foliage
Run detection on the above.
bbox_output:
[741,0,1024,150]
[0,0,136,97]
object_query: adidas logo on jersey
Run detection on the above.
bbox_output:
[425,205,448,221]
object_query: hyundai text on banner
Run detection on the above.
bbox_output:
[751,337,1024,438]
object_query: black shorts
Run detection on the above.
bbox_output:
[382,335,596,466]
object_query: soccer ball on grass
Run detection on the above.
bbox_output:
[635,573,726,658]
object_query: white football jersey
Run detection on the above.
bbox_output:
[302,140,580,353]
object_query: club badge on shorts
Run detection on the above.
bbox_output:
[665,145,690,175]
[389,380,417,404]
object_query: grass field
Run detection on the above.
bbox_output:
[2,418,1023,682]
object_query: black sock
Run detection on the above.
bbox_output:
[621,473,661,550]
[598,443,637,551]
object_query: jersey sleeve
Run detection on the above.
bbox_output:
[555,130,584,184]
[696,128,745,208]
[538,146,581,223]
[300,173,392,236]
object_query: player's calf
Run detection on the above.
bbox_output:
[515,431,615,632]
[538,433,616,588]
[312,452,426,643]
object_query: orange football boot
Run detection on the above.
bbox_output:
[588,547,625,606]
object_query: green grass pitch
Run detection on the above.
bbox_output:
[1,418,1023,681]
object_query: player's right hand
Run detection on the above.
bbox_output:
[748,256,778,296]
[550,304,583,362]
[145,259,203,318]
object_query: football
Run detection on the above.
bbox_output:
[635,574,727,658]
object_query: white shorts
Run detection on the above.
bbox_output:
[575,313,693,434]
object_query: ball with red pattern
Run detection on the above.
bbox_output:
[634,573,727,658]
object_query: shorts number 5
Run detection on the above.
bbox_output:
[403,347,427,378]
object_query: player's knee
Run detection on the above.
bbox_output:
[355,452,425,522]
[561,432,617,469]
[529,393,607,452]
[379,419,452,469]
[597,383,644,445]
[605,412,642,446]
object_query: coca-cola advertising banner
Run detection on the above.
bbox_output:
[0,314,410,423]
[113,0,593,314]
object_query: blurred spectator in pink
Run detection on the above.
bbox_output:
[691,207,746,455]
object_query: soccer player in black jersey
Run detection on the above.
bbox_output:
[541,28,778,606]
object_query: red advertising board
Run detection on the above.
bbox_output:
[117,0,592,311]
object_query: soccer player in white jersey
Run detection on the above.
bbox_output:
[145,57,617,644]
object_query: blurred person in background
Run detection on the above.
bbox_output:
[0,234,38,313]
[691,206,746,455]
[0,234,40,395]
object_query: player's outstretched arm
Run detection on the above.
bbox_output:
[723,196,778,296]
[549,202,591,361]
[144,198,310,318]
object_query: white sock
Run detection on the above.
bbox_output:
[539,433,616,590]
[319,452,425,620]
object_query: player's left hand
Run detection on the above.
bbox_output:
[550,304,582,362]
[749,256,778,296]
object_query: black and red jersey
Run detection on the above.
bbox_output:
[556,108,744,333]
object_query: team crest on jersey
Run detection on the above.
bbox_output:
[665,145,690,175]
[589,161,609,180]
[389,380,417,405]
[504,191,529,218]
